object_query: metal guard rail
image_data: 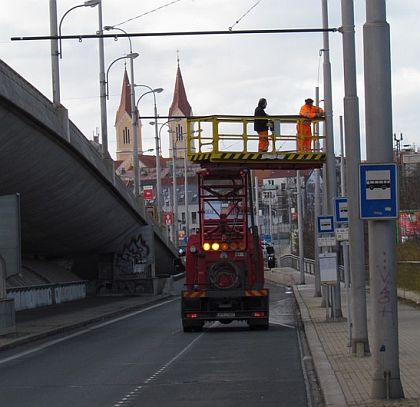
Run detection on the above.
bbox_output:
[279,254,345,282]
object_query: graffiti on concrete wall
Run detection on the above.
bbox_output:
[114,233,151,276]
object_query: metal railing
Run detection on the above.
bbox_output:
[187,115,325,157]
[279,254,345,282]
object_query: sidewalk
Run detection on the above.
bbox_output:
[0,294,172,351]
[265,267,420,407]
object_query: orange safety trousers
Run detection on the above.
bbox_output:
[296,123,312,152]
[258,130,269,152]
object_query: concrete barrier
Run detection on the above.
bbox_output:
[7,281,87,311]
[0,299,15,334]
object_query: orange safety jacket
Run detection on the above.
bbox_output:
[299,104,324,126]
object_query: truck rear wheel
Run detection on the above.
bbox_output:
[182,321,204,332]
[249,319,269,330]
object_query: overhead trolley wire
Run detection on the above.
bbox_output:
[113,0,185,28]
[11,27,339,42]
[229,0,264,31]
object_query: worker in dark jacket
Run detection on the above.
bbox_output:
[254,98,271,152]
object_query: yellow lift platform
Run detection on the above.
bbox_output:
[187,115,326,170]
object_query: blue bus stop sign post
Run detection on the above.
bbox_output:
[317,215,335,234]
[334,197,348,223]
[359,163,398,219]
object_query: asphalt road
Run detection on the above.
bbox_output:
[0,283,310,407]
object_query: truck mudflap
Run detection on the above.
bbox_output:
[181,289,269,331]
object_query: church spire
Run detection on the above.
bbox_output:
[115,68,132,125]
[169,55,192,117]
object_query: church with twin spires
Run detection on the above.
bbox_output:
[114,60,192,168]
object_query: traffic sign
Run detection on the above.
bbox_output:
[143,186,154,200]
[334,197,348,223]
[319,252,337,284]
[317,236,336,247]
[335,227,349,241]
[317,215,334,234]
[359,163,398,219]
[261,234,272,243]
[163,212,173,226]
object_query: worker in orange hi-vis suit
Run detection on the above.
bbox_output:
[296,98,324,152]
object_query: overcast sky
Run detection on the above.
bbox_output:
[0,0,418,159]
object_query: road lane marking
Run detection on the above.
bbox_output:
[0,298,178,366]
[113,332,204,406]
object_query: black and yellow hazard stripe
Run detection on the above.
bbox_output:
[189,151,325,163]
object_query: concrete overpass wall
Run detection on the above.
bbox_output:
[0,60,178,284]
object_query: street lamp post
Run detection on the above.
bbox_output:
[150,120,181,244]
[136,86,163,222]
[104,25,141,197]
[50,0,100,106]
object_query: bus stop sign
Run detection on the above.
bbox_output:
[359,163,398,219]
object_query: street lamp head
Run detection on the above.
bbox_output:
[127,52,139,59]
[84,0,100,7]
[103,25,114,31]
[154,88,164,94]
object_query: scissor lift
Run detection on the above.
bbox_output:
[187,115,325,170]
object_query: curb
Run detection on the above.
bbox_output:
[0,295,173,352]
[294,285,348,407]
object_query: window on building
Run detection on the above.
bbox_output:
[176,124,183,142]
[181,212,186,224]
[191,212,197,224]
[123,127,130,144]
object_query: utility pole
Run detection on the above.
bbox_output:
[172,145,178,247]
[314,87,322,297]
[363,0,404,398]
[341,0,369,356]
[97,0,108,158]
[255,176,260,235]
[184,150,189,236]
[49,0,60,106]
[322,0,341,317]
[297,171,305,284]
[339,114,351,346]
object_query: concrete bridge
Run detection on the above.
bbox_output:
[0,59,179,298]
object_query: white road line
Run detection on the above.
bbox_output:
[113,331,204,406]
[0,298,178,365]
[269,321,296,329]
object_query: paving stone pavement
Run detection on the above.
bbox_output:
[265,268,420,407]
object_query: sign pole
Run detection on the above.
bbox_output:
[363,0,404,398]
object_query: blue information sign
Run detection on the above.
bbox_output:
[359,163,398,219]
[262,234,272,243]
[334,197,349,223]
[317,215,334,234]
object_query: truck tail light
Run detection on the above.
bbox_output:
[203,242,211,251]
[220,242,229,251]
[186,313,198,319]
[253,312,265,318]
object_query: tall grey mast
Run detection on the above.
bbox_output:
[363,0,404,399]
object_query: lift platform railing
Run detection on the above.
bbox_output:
[186,115,325,163]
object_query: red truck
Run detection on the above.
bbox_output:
[181,167,269,331]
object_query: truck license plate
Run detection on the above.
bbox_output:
[217,312,235,318]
